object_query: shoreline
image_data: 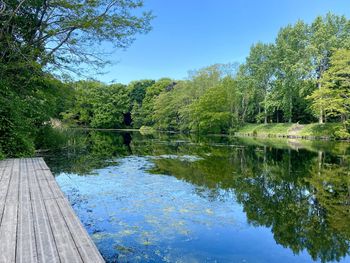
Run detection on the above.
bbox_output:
[59,123,350,142]
[233,132,333,141]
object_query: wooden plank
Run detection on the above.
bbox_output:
[0,158,19,263]
[31,158,62,200]
[0,159,8,181]
[0,158,105,263]
[28,158,60,263]
[0,158,12,222]
[33,158,82,263]
[36,158,104,262]
[16,159,37,263]
[57,198,105,263]
[44,199,83,263]
[35,158,50,170]
[0,159,11,203]
[0,159,11,235]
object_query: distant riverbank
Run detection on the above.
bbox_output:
[50,121,349,142]
[235,123,346,141]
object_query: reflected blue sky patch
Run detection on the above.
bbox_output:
[56,156,319,263]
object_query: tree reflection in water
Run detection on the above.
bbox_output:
[40,130,350,262]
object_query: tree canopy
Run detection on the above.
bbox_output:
[0,0,152,70]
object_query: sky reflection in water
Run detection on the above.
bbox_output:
[42,131,350,263]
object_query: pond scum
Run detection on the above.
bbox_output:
[41,130,350,263]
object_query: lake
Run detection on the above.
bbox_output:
[39,129,350,263]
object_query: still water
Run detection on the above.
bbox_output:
[39,130,350,263]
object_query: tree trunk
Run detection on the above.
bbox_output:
[318,82,323,124]
[319,110,323,124]
[318,151,323,176]
[289,98,292,123]
[264,93,268,124]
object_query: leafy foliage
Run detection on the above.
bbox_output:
[62,81,130,128]
[131,78,172,128]
[308,49,350,138]
[0,62,70,157]
[0,0,153,72]
[0,0,152,157]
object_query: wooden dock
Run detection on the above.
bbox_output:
[0,158,105,263]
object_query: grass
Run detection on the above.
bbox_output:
[236,136,350,155]
[237,123,343,139]
[237,123,293,136]
[297,123,342,137]
[139,125,156,135]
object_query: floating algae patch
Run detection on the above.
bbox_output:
[50,129,350,263]
[114,245,134,254]
[55,156,246,262]
[150,154,204,162]
[42,130,350,263]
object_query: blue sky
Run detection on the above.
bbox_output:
[94,0,350,84]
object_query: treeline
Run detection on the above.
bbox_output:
[63,13,350,137]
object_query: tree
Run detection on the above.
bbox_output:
[310,13,350,123]
[0,0,153,71]
[131,78,174,128]
[274,21,312,123]
[188,77,240,134]
[62,81,130,128]
[128,80,156,106]
[153,82,185,131]
[128,79,155,127]
[0,61,71,157]
[235,66,259,123]
[244,43,275,123]
[308,49,350,138]
[151,65,235,132]
[90,83,130,128]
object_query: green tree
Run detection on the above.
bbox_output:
[188,77,240,133]
[132,78,174,128]
[153,82,185,131]
[244,43,275,123]
[63,81,129,128]
[128,79,156,127]
[274,21,312,123]
[90,84,130,128]
[181,64,237,131]
[128,80,156,106]
[308,49,350,138]
[151,65,227,132]
[0,0,153,69]
[310,13,350,123]
[0,62,69,157]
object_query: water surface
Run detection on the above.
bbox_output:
[40,130,350,263]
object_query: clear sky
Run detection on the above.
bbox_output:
[93,0,350,84]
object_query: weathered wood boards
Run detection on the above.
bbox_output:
[0,158,105,263]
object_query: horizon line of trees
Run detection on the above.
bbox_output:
[63,13,350,138]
